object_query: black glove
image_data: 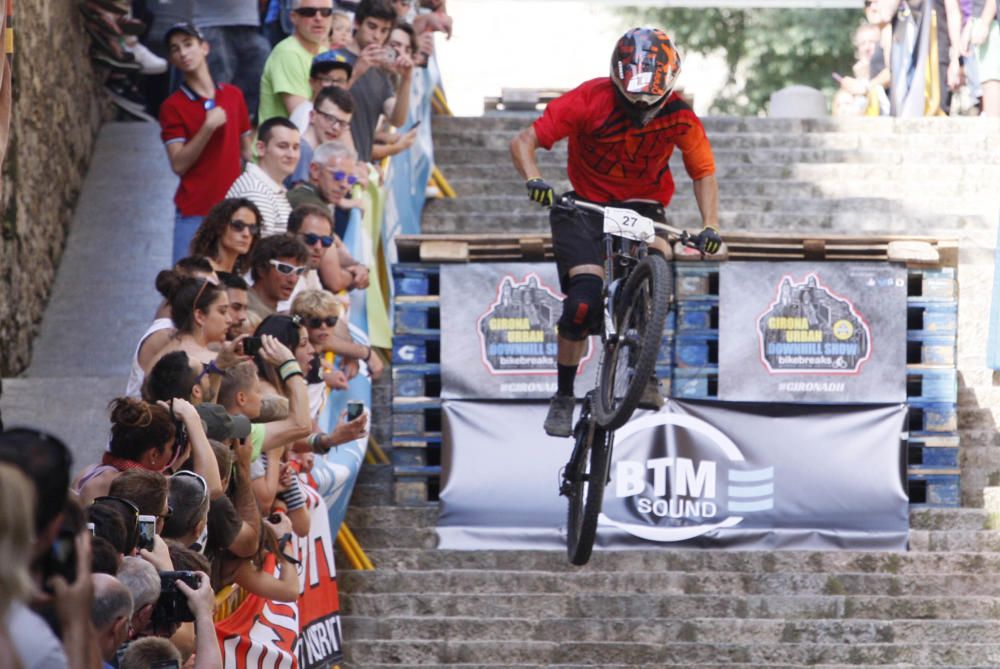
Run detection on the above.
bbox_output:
[694,226,722,254]
[525,177,554,207]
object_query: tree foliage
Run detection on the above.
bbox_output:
[623,8,864,115]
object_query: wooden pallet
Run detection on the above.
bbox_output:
[395,234,959,267]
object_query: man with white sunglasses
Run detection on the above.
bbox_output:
[246,234,310,319]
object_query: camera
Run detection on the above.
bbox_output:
[242,336,263,357]
[152,570,200,626]
[384,47,398,63]
[347,400,364,421]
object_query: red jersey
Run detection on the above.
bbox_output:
[159,82,252,216]
[533,77,715,206]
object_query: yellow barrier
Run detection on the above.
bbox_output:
[432,86,453,116]
[365,434,390,465]
[432,165,456,199]
[213,583,248,623]
[337,523,375,570]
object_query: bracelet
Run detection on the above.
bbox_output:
[279,361,303,382]
[278,359,297,372]
[281,370,304,383]
[363,346,372,363]
[207,359,225,376]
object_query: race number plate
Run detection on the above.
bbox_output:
[603,207,656,243]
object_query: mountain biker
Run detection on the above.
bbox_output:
[510,27,722,438]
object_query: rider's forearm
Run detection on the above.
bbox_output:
[510,127,543,181]
[693,174,720,230]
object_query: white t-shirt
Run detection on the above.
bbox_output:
[125,317,175,398]
[290,101,312,134]
[6,601,68,669]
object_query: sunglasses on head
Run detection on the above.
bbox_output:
[327,169,358,185]
[229,220,260,235]
[269,259,307,276]
[293,6,333,17]
[93,495,140,531]
[302,233,334,248]
[306,315,338,328]
[173,470,209,505]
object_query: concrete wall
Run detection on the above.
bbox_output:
[0,0,104,375]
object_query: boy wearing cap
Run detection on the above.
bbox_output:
[159,22,255,264]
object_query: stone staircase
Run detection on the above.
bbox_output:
[334,114,1000,666]
[338,498,1000,667]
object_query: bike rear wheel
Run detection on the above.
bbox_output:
[565,399,613,566]
[592,255,671,430]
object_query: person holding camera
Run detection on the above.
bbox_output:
[336,0,414,163]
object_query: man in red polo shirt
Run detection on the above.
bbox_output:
[159,22,254,264]
[510,27,722,437]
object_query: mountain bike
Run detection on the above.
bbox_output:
[556,195,696,565]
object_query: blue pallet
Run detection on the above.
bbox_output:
[908,401,958,434]
[393,263,439,297]
[907,300,957,337]
[671,368,718,399]
[908,473,960,507]
[908,435,960,469]
[394,298,440,335]
[674,264,719,299]
[907,267,957,302]
[675,301,718,332]
[393,334,439,365]
[907,335,956,366]
[674,333,719,368]
[656,336,675,366]
[393,363,441,398]
[906,368,957,403]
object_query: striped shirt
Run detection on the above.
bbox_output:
[226,162,292,237]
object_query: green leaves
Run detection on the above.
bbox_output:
[624,8,863,114]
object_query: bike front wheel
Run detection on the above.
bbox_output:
[565,405,613,566]
[592,255,671,430]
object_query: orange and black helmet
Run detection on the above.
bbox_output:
[610,27,682,125]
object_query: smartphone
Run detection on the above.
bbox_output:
[87,522,96,536]
[384,46,398,63]
[410,120,422,130]
[137,515,157,552]
[42,528,78,593]
[242,336,263,357]
[347,400,365,421]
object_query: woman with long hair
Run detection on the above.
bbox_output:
[145,276,232,372]
[189,198,263,275]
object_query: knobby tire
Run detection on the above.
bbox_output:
[566,407,613,566]
[592,255,671,430]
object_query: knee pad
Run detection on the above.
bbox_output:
[558,274,604,341]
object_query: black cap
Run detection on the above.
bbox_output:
[164,22,205,46]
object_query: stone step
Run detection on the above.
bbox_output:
[444,176,997,199]
[432,129,1000,153]
[434,160,1000,182]
[340,638,1000,665]
[345,506,986,533]
[433,113,1000,135]
[435,146,1000,167]
[349,464,394,507]
[340,590,1000,621]
[419,210,987,235]
[341,615,1000,645]
[338,569,1000,597]
[422,194,990,217]
[352,547,1000,576]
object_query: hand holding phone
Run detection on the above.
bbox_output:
[347,400,365,421]
[137,515,157,552]
[242,336,263,357]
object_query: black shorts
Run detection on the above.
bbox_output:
[549,192,668,292]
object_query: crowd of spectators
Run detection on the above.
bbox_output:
[834,0,1000,116]
[5,0,450,665]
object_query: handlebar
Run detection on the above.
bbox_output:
[557,195,693,246]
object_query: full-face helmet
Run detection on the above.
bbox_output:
[610,27,682,126]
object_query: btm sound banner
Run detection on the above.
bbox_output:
[718,262,907,403]
[439,263,598,399]
[438,400,908,551]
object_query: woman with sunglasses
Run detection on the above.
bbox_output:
[189,198,263,275]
